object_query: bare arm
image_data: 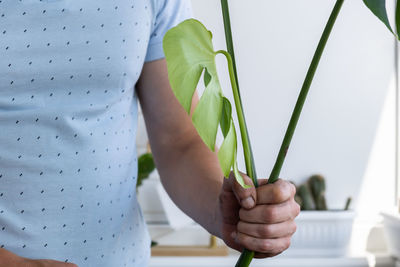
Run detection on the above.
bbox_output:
[136,59,223,236]
[137,59,300,256]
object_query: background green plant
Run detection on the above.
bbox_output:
[136,153,156,189]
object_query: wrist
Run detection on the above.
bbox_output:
[205,185,224,239]
[212,200,224,239]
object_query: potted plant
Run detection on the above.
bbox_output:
[288,175,355,257]
[381,201,400,260]
[163,0,399,266]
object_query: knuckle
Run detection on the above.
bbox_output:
[283,237,291,250]
[259,240,272,252]
[264,206,277,223]
[289,182,296,196]
[280,181,292,199]
[259,225,273,238]
[291,221,297,235]
[273,182,292,203]
[236,232,247,245]
[272,186,284,202]
[293,201,301,217]
[274,238,291,254]
[288,200,300,220]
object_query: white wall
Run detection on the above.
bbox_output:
[190,0,397,215]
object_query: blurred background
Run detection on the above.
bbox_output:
[137,0,400,266]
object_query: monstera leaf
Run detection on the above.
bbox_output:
[363,0,400,39]
[163,19,249,187]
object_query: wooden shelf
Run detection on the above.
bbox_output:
[151,245,229,257]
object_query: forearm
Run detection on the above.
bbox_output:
[137,60,300,258]
[136,59,226,236]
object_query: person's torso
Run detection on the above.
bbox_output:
[0,0,156,265]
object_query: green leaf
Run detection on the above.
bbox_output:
[163,19,224,151]
[218,120,235,177]
[233,160,251,188]
[220,97,232,138]
[218,99,235,177]
[163,19,248,188]
[192,79,223,150]
[163,19,220,113]
[363,0,394,34]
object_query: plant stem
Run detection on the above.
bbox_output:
[217,50,257,187]
[268,0,345,185]
[224,0,345,266]
[220,1,258,264]
[220,0,239,93]
[220,0,258,186]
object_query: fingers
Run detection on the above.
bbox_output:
[222,176,296,209]
[223,172,256,210]
[223,177,300,257]
[237,220,297,239]
[239,200,300,224]
[256,179,296,204]
[235,232,292,255]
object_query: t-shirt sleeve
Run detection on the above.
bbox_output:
[145,0,192,62]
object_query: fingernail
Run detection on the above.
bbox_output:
[241,196,255,209]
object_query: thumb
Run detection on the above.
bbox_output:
[223,171,256,210]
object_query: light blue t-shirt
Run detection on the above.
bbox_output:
[0,0,191,266]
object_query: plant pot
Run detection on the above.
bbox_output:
[284,210,356,257]
[381,211,400,259]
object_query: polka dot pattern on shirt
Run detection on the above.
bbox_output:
[0,0,192,266]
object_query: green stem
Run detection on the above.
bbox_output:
[268,0,344,185]
[220,0,240,94]
[220,0,258,185]
[222,0,345,266]
[220,1,258,264]
[217,50,257,189]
